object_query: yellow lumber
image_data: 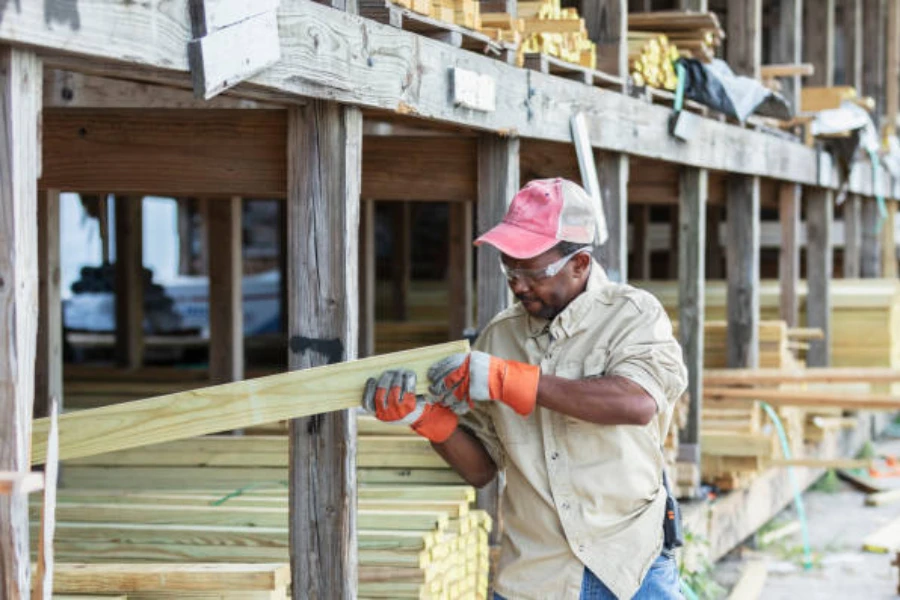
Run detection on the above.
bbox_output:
[51,563,290,592]
[801,86,857,112]
[31,341,469,463]
[704,367,900,386]
[704,387,900,410]
[863,516,900,553]
[768,458,873,469]
[759,63,814,78]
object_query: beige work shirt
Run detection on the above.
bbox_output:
[463,261,688,600]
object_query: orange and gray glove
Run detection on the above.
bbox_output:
[427,351,541,417]
[362,369,459,443]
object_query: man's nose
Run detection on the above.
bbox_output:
[508,277,530,295]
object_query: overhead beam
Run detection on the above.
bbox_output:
[207,197,244,384]
[0,46,41,600]
[114,196,144,370]
[286,100,362,600]
[805,188,834,367]
[778,184,801,326]
[35,190,62,419]
[1,0,892,194]
[803,0,836,87]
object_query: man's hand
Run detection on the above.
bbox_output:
[362,369,459,443]
[427,351,541,417]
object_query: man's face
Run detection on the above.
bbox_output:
[500,247,592,320]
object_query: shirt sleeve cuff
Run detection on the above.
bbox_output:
[609,366,669,414]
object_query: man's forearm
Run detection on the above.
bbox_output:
[431,428,498,488]
[536,374,657,426]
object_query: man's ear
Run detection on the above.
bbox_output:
[571,251,592,277]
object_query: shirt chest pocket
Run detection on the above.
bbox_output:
[553,347,608,381]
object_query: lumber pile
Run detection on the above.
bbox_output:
[627,10,723,89]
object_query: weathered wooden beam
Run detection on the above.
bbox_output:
[35,190,62,419]
[52,563,291,594]
[596,151,629,282]
[779,184,801,326]
[836,0,863,90]
[805,187,834,366]
[725,177,761,369]
[727,0,762,79]
[860,196,882,276]
[448,202,474,339]
[358,199,376,358]
[678,167,706,461]
[286,100,361,600]
[863,0,887,125]
[208,197,244,384]
[114,196,144,370]
[843,194,862,277]
[803,0,836,86]
[886,0,900,138]
[0,45,41,600]
[703,367,900,386]
[771,0,803,113]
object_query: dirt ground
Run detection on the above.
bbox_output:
[711,437,900,599]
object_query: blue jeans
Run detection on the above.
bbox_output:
[494,553,684,600]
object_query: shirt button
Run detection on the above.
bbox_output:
[562,501,570,510]
[578,544,586,553]
[550,451,559,460]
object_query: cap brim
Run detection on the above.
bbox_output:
[474,222,559,259]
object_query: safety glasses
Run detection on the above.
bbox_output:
[499,248,590,284]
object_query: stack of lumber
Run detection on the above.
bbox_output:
[627,32,679,89]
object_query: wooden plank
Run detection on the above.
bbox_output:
[704,367,900,385]
[189,0,282,36]
[727,560,767,600]
[35,189,62,419]
[285,100,361,600]
[52,563,291,593]
[769,458,872,469]
[596,151,629,282]
[678,167,707,455]
[33,397,59,600]
[862,0,887,123]
[359,199,376,358]
[806,188,833,366]
[803,0,836,86]
[779,184,801,327]
[114,195,144,370]
[863,516,900,553]
[860,196,882,277]
[770,0,803,111]
[31,341,467,464]
[2,1,890,195]
[208,197,244,384]
[705,387,900,410]
[727,0,762,79]
[0,45,41,600]
[726,176,761,369]
[844,194,862,277]
[448,202,474,339]
[865,489,900,506]
[567,0,627,76]
[836,0,863,90]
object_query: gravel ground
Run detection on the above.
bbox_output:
[711,437,900,599]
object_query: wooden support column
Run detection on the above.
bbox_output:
[806,188,834,367]
[861,196,882,277]
[597,151,629,283]
[286,100,361,600]
[726,0,761,370]
[771,0,803,112]
[837,0,864,90]
[632,205,651,280]
[476,134,519,544]
[114,196,144,370]
[35,190,62,420]
[358,199,375,358]
[0,46,41,600]
[804,0,836,87]
[779,184,801,327]
[881,0,899,279]
[863,0,887,125]
[844,194,862,278]
[208,197,244,384]
[677,168,707,463]
[391,203,411,321]
[448,202,474,340]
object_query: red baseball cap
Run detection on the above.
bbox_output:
[475,178,598,259]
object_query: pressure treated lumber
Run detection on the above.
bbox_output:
[704,387,900,410]
[51,563,291,593]
[768,458,872,469]
[865,489,900,507]
[30,341,469,464]
[863,516,900,553]
[727,560,767,600]
[703,368,900,386]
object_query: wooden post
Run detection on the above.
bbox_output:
[565,0,627,76]
[804,0,836,86]
[779,184,801,327]
[837,0,863,90]
[632,204,651,280]
[597,151,629,283]
[208,197,244,384]
[0,45,41,600]
[882,201,897,278]
[771,0,803,112]
[476,133,519,544]
[36,190,62,420]
[861,196,882,277]
[844,194,862,278]
[706,205,724,279]
[863,0,886,125]
[448,201,474,340]
[678,167,707,463]
[358,199,376,358]
[881,0,899,279]
[286,101,361,600]
[806,188,834,367]
[726,0,761,370]
[114,196,144,370]
[391,202,411,321]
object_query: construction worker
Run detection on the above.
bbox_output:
[363,178,688,599]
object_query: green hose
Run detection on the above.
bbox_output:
[760,401,814,570]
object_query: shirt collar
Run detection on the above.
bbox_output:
[525,260,609,339]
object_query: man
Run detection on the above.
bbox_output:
[363,178,688,599]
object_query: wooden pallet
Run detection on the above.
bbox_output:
[521,52,624,90]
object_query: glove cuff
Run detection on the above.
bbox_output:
[411,403,459,443]
[500,360,541,416]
